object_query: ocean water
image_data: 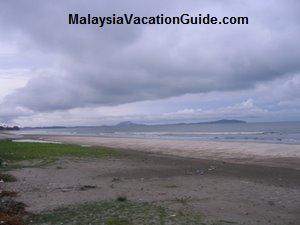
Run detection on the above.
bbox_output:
[18,122,300,145]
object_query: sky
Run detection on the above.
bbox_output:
[0,0,299,126]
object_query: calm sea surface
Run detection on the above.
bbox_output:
[18,122,300,145]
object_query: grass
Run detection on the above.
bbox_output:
[106,217,130,225]
[27,200,205,225]
[0,140,120,162]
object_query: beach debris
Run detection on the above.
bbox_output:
[59,184,97,192]
[196,169,205,175]
[111,177,121,182]
[158,192,167,195]
[268,200,275,206]
[116,196,127,202]
[208,165,216,171]
[61,188,72,192]
[79,185,97,191]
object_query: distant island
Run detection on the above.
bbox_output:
[21,119,246,132]
[112,119,247,127]
[114,119,246,127]
[202,119,246,124]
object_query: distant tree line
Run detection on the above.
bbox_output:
[0,126,20,131]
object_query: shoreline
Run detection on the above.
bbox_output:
[19,133,300,170]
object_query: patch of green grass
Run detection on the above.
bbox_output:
[0,140,120,162]
[106,217,130,225]
[27,200,205,225]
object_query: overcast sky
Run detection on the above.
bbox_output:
[0,0,299,126]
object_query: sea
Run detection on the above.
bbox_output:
[17,121,300,145]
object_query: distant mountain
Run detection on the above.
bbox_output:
[90,119,247,132]
[113,119,246,127]
[115,121,142,126]
[21,119,246,132]
[203,119,246,124]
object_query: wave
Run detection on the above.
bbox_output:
[109,131,267,136]
[15,125,300,145]
[93,131,300,144]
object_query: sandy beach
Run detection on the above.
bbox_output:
[1,132,300,224]
[25,134,300,170]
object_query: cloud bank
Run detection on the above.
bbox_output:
[0,0,299,125]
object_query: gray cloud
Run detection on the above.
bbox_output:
[1,0,300,115]
[8,73,300,126]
